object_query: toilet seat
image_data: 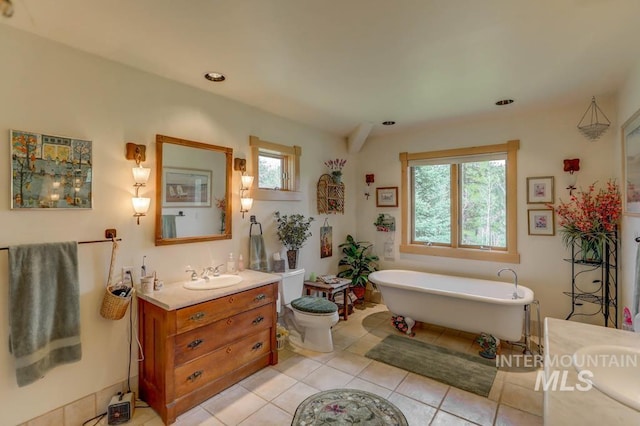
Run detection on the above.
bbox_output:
[291,296,338,315]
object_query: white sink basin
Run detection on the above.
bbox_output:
[183,275,242,290]
[573,345,640,411]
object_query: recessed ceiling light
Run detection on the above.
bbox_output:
[382,121,396,126]
[204,72,226,82]
[495,99,514,106]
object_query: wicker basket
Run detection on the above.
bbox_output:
[100,285,133,320]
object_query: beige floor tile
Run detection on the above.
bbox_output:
[441,387,498,426]
[271,382,321,415]
[431,410,481,426]
[116,407,159,425]
[276,347,296,362]
[345,377,393,399]
[488,376,505,403]
[141,417,166,426]
[326,350,372,375]
[358,360,408,390]
[499,382,543,416]
[288,345,339,363]
[239,366,297,401]
[201,385,267,425]
[503,369,541,390]
[273,353,322,380]
[345,333,384,356]
[387,392,437,425]
[395,372,449,408]
[302,365,355,390]
[174,406,223,426]
[332,330,362,349]
[494,404,543,426]
[238,403,293,425]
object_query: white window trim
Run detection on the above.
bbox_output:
[399,140,520,263]
[250,135,302,201]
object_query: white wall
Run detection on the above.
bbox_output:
[617,59,640,321]
[355,98,619,322]
[0,25,355,424]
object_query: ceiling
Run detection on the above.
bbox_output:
[3,0,640,140]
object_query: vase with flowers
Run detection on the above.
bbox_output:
[215,197,226,233]
[550,180,621,264]
[324,158,346,184]
[274,211,314,269]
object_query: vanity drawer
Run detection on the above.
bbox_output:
[174,328,271,398]
[176,284,275,334]
[175,304,273,365]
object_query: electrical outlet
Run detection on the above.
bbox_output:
[122,267,133,285]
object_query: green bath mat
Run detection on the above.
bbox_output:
[365,334,497,397]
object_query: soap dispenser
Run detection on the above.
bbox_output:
[227,253,237,274]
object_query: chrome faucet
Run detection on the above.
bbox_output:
[212,264,224,277]
[185,268,198,281]
[498,268,520,299]
[201,266,215,280]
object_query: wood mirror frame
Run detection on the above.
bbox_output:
[155,134,232,246]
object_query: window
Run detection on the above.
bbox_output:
[250,135,302,201]
[400,140,520,263]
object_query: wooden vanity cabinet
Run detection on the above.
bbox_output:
[138,283,278,425]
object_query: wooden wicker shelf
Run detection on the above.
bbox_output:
[317,174,345,214]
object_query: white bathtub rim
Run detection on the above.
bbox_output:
[369,269,534,305]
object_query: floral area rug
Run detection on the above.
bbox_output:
[292,389,408,425]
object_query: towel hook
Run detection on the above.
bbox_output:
[250,215,263,236]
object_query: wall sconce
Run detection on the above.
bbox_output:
[234,158,253,218]
[563,158,580,195]
[126,143,151,225]
[365,174,375,199]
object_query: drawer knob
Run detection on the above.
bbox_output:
[226,347,232,354]
[252,342,264,351]
[189,312,205,321]
[254,294,266,301]
[187,339,203,349]
[187,370,203,382]
[227,318,233,326]
[228,296,235,303]
[252,315,264,325]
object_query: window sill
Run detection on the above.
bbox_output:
[400,244,520,263]
[252,189,303,201]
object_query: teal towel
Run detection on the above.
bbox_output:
[249,235,268,271]
[8,241,82,387]
[162,215,177,238]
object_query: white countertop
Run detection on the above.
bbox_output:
[544,318,640,425]
[136,269,281,311]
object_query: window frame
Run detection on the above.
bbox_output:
[250,135,302,201]
[399,140,520,263]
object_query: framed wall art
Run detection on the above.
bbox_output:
[376,186,398,207]
[10,129,93,209]
[526,176,554,204]
[623,107,640,215]
[162,167,212,207]
[528,209,555,236]
[320,220,333,258]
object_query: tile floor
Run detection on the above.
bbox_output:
[97,302,543,425]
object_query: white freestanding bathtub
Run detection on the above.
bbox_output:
[368,269,534,341]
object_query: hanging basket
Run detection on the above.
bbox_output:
[99,239,134,320]
[100,285,134,320]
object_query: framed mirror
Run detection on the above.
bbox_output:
[155,134,232,245]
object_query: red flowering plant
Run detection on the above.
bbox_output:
[549,180,621,262]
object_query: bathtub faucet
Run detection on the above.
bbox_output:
[497,268,520,299]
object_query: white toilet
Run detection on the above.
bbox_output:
[277,268,339,352]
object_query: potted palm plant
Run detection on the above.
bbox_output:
[337,235,379,300]
[274,211,314,269]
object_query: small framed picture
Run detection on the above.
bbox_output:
[376,187,398,207]
[528,209,555,236]
[526,176,554,204]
